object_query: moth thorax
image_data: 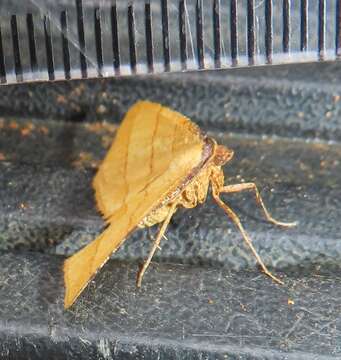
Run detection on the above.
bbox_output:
[213,145,234,166]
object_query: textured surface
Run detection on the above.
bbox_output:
[1,117,341,273]
[1,62,341,358]
[1,62,341,140]
[0,252,341,359]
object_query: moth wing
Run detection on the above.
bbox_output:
[64,101,206,308]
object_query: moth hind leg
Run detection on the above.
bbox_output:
[219,183,297,228]
[136,202,177,288]
[212,189,284,285]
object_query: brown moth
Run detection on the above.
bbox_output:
[63,101,296,308]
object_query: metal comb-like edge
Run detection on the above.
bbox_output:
[0,0,339,85]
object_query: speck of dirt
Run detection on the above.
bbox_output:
[9,121,19,129]
[39,126,49,135]
[325,111,332,119]
[72,152,99,169]
[96,104,107,115]
[287,298,295,306]
[333,94,340,103]
[56,95,67,105]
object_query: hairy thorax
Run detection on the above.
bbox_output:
[138,164,224,228]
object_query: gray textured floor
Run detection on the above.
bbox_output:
[0,62,341,141]
[0,252,340,359]
[1,117,340,274]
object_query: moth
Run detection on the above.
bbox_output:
[64,101,296,308]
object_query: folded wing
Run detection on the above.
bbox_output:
[64,101,206,308]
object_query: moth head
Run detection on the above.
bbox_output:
[213,145,234,166]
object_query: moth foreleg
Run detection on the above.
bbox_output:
[212,192,284,285]
[219,183,297,228]
[136,202,177,288]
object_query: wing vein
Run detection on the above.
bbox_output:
[128,107,161,228]
[91,112,136,272]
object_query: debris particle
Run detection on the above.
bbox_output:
[288,299,295,306]
[208,298,214,305]
[9,121,19,129]
[325,111,332,119]
[71,84,85,97]
[85,122,117,134]
[56,94,67,104]
[333,95,340,103]
[102,121,117,133]
[20,122,35,136]
[297,111,304,118]
[101,135,112,149]
[39,126,49,135]
[21,128,31,136]
[96,104,107,115]
[240,303,247,311]
[20,203,28,210]
[265,138,274,145]
[26,123,35,131]
[119,308,128,315]
[299,162,309,171]
[85,123,103,133]
[72,152,99,169]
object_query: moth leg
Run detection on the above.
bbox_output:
[220,183,297,228]
[212,192,284,285]
[137,203,177,288]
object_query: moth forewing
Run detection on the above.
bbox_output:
[63,101,295,309]
[64,101,210,308]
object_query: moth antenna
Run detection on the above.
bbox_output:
[137,202,177,287]
[211,187,284,285]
